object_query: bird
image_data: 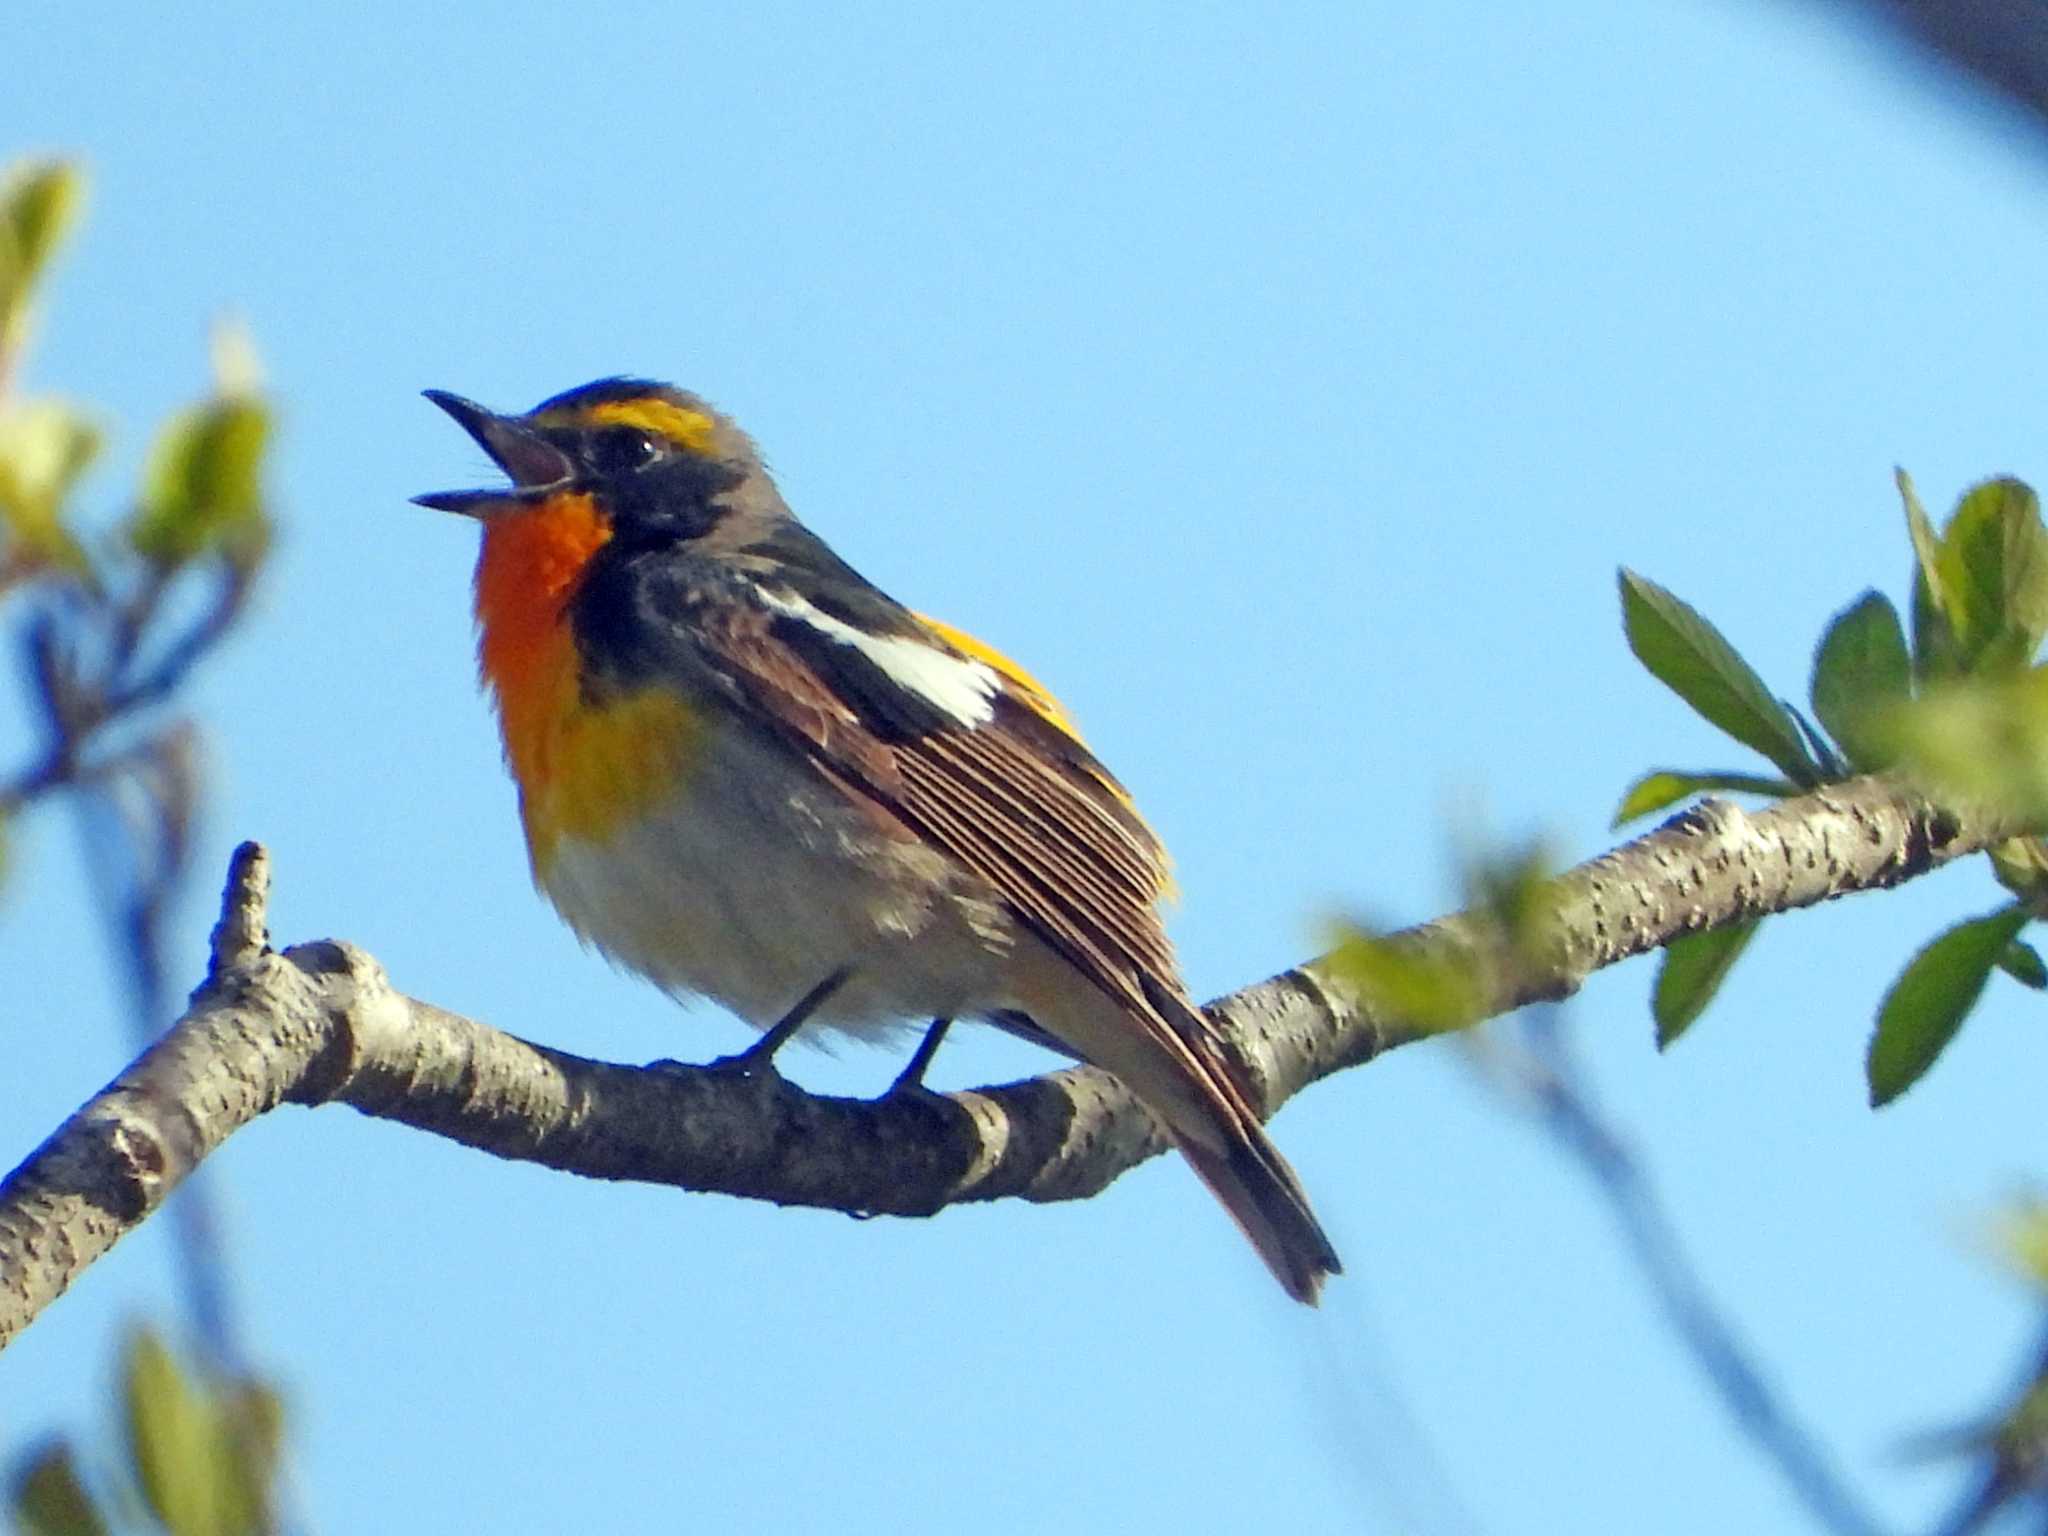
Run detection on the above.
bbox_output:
[416,377,1341,1303]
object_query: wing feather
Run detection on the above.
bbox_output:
[647,568,1340,1299]
[679,579,1186,1028]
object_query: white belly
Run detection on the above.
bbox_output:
[536,723,1016,1041]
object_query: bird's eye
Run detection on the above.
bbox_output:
[590,426,663,474]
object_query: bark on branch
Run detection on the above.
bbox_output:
[0,776,2015,1347]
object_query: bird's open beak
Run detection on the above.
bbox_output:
[413,390,576,515]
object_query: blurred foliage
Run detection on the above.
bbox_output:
[2,156,286,1535]
[1613,469,2048,1104]
[1880,669,2048,822]
[1894,1206,2048,1536]
[1992,1199,2048,1295]
[9,1329,281,1536]
[0,399,97,571]
[1325,839,1556,1038]
[130,329,269,571]
[0,155,274,890]
[1325,924,1487,1037]
[0,161,83,372]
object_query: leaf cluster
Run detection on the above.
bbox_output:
[10,1330,281,1536]
[1324,839,1556,1041]
[1616,472,2048,1103]
[2,158,288,1534]
[0,159,274,895]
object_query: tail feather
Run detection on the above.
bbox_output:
[1007,959,1342,1304]
[1174,1121,1342,1306]
[1142,979,1342,1303]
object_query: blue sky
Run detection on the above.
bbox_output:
[6,3,2047,1531]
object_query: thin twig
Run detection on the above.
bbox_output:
[107,561,252,717]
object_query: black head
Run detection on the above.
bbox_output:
[414,378,763,543]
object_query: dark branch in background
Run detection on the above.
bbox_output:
[1922,1323,2048,1536]
[0,774,2017,1348]
[3,552,258,1374]
[1830,0,2048,141]
[1471,1007,1889,1536]
[1,561,250,815]
[0,159,290,1530]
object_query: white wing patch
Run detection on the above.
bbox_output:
[759,587,999,728]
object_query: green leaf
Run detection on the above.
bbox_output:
[1653,919,1759,1048]
[1944,477,2048,673]
[1323,928,1486,1037]
[1989,1198,2048,1293]
[1898,470,2048,679]
[124,1328,224,1536]
[130,393,270,568]
[1,163,84,303]
[1868,905,2031,1107]
[1879,670,2048,821]
[1910,562,1959,685]
[1613,771,1704,826]
[118,1329,278,1536]
[1619,569,1817,784]
[1901,469,1962,683]
[1809,590,1911,769]
[0,400,100,567]
[1462,839,1571,980]
[0,160,85,358]
[1990,837,2048,906]
[1788,704,1845,777]
[1998,940,2048,990]
[2006,488,2048,661]
[10,1442,108,1536]
[215,1379,284,1534]
[1611,769,1800,827]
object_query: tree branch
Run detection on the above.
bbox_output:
[1838,0,2048,142]
[0,776,2016,1347]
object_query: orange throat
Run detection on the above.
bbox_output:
[473,493,613,858]
[472,492,703,870]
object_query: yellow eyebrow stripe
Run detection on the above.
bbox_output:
[540,398,718,455]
